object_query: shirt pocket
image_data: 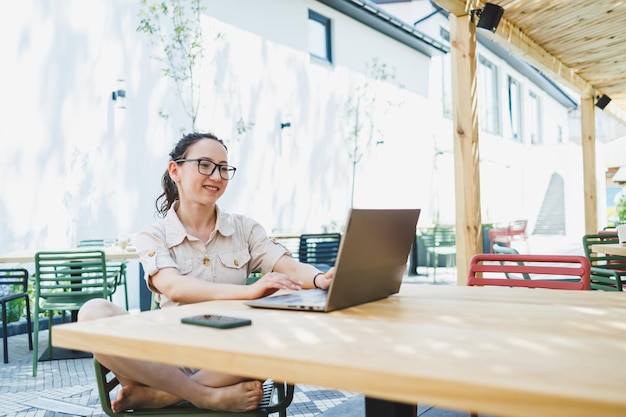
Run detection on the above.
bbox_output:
[215,250,251,284]
[217,250,251,270]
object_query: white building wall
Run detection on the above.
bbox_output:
[0,0,437,308]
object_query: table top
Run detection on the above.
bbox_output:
[0,247,139,263]
[590,243,626,256]
[52,284,626,417]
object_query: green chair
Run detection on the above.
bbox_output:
[298,233,341,272]
[424,225,456,282]
[78,239,129,309]
[32,250,114,376]
[0,268,33,363]
[94,359,294,417]
[492,244,531,280]
[581,233,626,291]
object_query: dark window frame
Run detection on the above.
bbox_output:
[528,90,542,144]
[478,55,501,135]
[309,10,332,64]
[507,75,522,142]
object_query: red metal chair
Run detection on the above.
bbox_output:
[488,220,528,252]
[467,253,590,290]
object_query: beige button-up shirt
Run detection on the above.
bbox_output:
[136,204,290,308]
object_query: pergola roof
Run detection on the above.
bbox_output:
[435,0,626,124]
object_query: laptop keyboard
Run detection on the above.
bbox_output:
[270,289,327,306]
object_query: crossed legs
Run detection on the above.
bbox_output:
[78,299,263,413]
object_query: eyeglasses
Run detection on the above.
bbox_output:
[175,159,237,180]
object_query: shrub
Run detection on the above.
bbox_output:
[0,284,25,323]
[617,197,626,222]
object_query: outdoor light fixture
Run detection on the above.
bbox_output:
[111,89,126,101]
[111,79,127,109]
[595,94,611,110]
[280,121,291,129]
[111,89,126,110]
[475,2,504,33]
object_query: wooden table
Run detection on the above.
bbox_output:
[0,247,139,263]
[52,285,626,417]
[590,243,626,256]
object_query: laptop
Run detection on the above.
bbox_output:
[244,208,420,312]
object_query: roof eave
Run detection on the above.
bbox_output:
[316,0,449,56]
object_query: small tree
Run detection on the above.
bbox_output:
[344,58,402,206]
[617,195,626,222]
[137,0,208,131]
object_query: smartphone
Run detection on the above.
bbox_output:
[181,314,252,329]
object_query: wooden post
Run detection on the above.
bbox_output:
[450,14,483,285]
[581,92,598,234]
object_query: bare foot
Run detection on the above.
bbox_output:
[194,380,264,412]
[111,384,181,412]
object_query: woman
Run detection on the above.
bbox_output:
[78,132,333,413]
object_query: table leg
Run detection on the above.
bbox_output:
[365,398,416,417]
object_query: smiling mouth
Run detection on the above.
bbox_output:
[204,185,219,191]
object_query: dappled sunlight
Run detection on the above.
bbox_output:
[606,320,626,331]
[570,306,607,316]
[508,337,554,355]
[436,314,465,325]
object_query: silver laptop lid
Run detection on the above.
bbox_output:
[244,208,420,312]
[324,208,420,312]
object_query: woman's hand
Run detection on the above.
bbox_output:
[314,268,334,290]
[247,272,302,299]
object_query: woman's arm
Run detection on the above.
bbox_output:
[151,266,304,303]
[272,255,334,290]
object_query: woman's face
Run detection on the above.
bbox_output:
[170,138,231,207]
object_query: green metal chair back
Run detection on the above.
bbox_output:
[0,268,32,363]
[423,225,456,282]
[492,244,530,280]
[77,239,130,309]
[298,233,341,272]
[432,226,456,247]
[581,233,626,291]
[32,250,113,376]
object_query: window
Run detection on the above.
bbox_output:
[309,10,332,64]
[478,56,501,135]
[528,91,542,144]
[441,55,452,119]
[440,28,452,119]
[507,76,522,142]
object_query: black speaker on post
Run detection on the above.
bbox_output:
[477,3,504,32]
[596,94,611,110]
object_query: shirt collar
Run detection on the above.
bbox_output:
[163,202,234,248]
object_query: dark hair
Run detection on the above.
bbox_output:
[155,132,228,217]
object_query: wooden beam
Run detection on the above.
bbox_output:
[580,94,598,234]
[493,19,589,95]
[435,0,589,93]
[450,14,482,285]
[432,0,469,16]
[434,0,626,125]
